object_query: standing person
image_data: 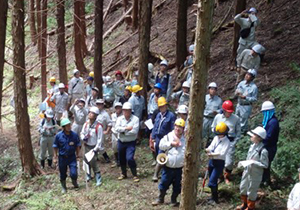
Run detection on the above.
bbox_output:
[69,98,88,137]
[205,122,230,205]
[86,87,99,108]
[152,119,186,207]
[119,86,132,104]
[49,77,59,95]
[50,83,69,126]
[39,109,57,168]
[237,126,268,210]
[128,85,145,122]
[260,101,280,185]
[151,97,176,182]
[80,107,104,186]
[211,100,241,184]
[171,81,190,107]
[148,83,162,119]
[287,168,300,210]
[235,69,258,134]
[111,102,123,168]
[96,99,112,163]
[155,60,172,101]
[115,102,140,182]
[85,76,94,98]
[184,44,195,83]
[203,82,222,145]
[103,76,115,107]
[234,7,260,58]
[113,70,126,104]
[53,118,81,193]
[148,63,156,85]
[68,69,85,104]
[176,105,189,132]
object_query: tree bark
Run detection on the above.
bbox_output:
[179,0,214,209]
[0,0,8,125]
[123,0,129,11]
[56,0,67,84]
[12,0,41,176]
[232,0,246,62]
[36,0,42,58]
[74,0,87,73]
[29,0,37,45]
[138,0,152,112]
[79,0,88,58]
[41,0,47,100]
[132,0,138,31]
[94,0,103,97]
[176,0,188,71]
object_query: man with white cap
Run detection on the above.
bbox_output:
[115,102,140,182]
[148,63,156,85]
[128,85,145,121]
[236,44,263,84]
[203,82,222,145]
[184,44,195,83]
[50,83,69,126]
[86,87,99,108]
[287,168,300,210]
[235,69,258,134]
[171,81,190,107]
[80,107,104,186]
[103,76,115,106]
[155,60,172,101]
[234,7,260,58]
[177,105,189,131]
[111,102,123,167]
[69,98,88,137]
[68,69,84,104]
[39,109,57,168]
[237,126,268,210]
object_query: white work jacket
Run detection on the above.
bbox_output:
[288,183,300,210]
[80,120,104,152]
[207,135,230,160]
[115,114,140,142]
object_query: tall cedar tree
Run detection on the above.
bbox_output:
[29,0,37,45]
[132,0,138,30]
[56,0,68,84]
[179,0,214,209]
[36,0,42,58]
[12,0,42,176]
[41,0,47,100]
[93,0,103,97]
[0,0,8,125]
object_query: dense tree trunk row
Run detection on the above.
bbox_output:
[41,0,47,100]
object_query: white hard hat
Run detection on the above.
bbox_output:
[189,44,195,53]
[247,69,257,78]
[177,105,188,114]
[96,99,105,104]
[58,83,65,89]
[160,59,168,67]
[78,98,86,104]
[148,63,154,72]
[247,126,266,139]
[182,81,190,88]
[249,7,257,14]
[45,109,54,118]
[89,106,99,115]
[252,44,263,54]
[261,101,275,111]
[208,82,217,89]
[122,102,132,110]
[114,102,123,108]
[73,69,80,75]
[106,76,112,83]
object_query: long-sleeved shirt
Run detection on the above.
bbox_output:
[80,120,104,152]
[171,90,190,107]
[151,110,176,141]
[68,77,84,95]
[86,83,94,98]
[236,80,258,105]
[288,183,300,210]
[237,49,261,70]
[53,131,81,156]
[96,110,112,130]
[50,92,69,113]
[103,83,115,102]
[128,94,145,121]
[147,93,159,115]
[234,14,260,45]
[85,95,97,108]
[113,80,126,97]
[207,135,230,160]
[111,112,122,134]
[155,73,172,101]
[70,104,88,125]
[159,131,185,168]
[204,94,223,118]
[211,113,241,141]
[263,116,280,161]
[49,84,59,95]
[38,118,57,137]
[115,114,140,142]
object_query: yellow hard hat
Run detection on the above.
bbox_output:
[214,122,229,135]
[175,118,185,127]
[89,71,94,78]
[49,77,56,83]
[157,97,167,107]
[131,85,143,93]
[125,86,132,92]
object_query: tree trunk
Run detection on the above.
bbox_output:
[0,0,8,126]
[36,0,42,58]
[94,0,103,97]
[176,0,188,71]
[41,0,47,100]
[123,0,129,11]
[74,0,87,74]
[12,0,41,176]
[29,0,37,45]
[132,0,138,31]
[56,0,67,84]
[138,0,152,112]
[79,0,88,58]
[179,0,214,209]
[232,0,246,62]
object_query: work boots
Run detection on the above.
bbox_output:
[207,187,218,205]
[86,173,92,182]
[118,165,127,180]
[95,172,102,186]
[102,152,111,163]
[60,180,67,194]
[130,167,139,182]
[236,195,248,210]
[246,200,256,210]
[170,192,180,207]
[72,179,79,188]
[47,159,52,168]
[152,164,162,182]
[152,190,166,206]
[40,160,45,169]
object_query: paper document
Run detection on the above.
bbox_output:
[82,161,90,175]
[144,119,154,130]
[238,160,258,168]
[85,149,95,163]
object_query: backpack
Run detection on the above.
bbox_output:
[240,22,254,39]
[42,118,56,126]
[84,122,103,136]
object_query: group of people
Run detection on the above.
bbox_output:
[35,6,300,210]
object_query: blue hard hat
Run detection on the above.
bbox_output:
[154,83,162,89]
[87,76,94,81]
